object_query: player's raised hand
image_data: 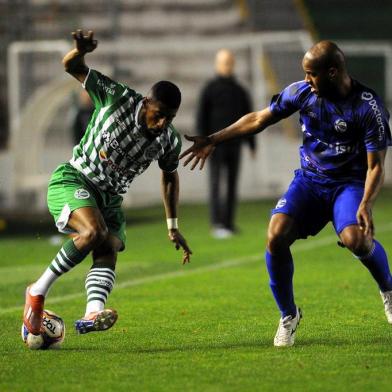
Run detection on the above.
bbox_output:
[179,135,215,170]
[71,29,97,54]
[168,229,192,264]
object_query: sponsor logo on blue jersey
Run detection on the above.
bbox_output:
[361,91,386,141]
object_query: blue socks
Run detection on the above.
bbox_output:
[357,240,392,292]
[265,249,296,317]
[265,239,392,319]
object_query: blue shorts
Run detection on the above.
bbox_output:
[272,169,364,239]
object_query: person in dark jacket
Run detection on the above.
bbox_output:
[72,89,94,145]
[196,49,256,238]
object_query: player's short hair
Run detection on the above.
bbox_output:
[149,81,181,109]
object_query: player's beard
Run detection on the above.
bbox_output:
[138,112,160,137]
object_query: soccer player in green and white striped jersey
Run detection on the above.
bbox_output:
[23,29,192,337]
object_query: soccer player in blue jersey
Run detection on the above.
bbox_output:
[180,40,392,347]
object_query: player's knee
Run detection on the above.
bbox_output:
[267,229,290,254]
[340,230,372,256]
[79,225,109,250]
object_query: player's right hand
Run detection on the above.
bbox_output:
[179,135,215,170]
[356,202,374,237]
[72,29,98,54]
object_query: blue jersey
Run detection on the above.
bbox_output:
[270,80,391,181]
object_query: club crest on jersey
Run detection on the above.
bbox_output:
[275,198,287,209]
[144,146,160,160]
[74,188,90,200]
[334,119,347,133]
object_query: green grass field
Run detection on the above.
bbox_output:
[1,190,392,391]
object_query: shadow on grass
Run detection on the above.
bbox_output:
[59,332,392,354]
[297,334,392,347]
[60,339,270,353]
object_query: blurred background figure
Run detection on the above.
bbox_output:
[72,89,94,145]
[196,48,256,239]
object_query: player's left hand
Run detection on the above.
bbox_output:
[168,229,192,264]
[357,202,374,236]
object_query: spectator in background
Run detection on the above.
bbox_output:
[72,89,94,145]
[196,49,256,239]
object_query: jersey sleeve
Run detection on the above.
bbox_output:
[158,127,182,172]
[82,68,127,107]
[269,82,306,119]
[362,95,392,152]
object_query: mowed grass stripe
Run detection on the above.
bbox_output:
[3,221,392,316]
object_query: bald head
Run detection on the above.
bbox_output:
[304,40,346,71]
[215,49,235,77]
[302,40,352,98]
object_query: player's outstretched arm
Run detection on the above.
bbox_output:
[180,108,279,170]
[161,170,192,264]
[356,149,387,236]
[62,29,98,83]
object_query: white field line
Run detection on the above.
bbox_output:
[2,222,392,315]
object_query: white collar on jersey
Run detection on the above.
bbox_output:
[134,99,143,129]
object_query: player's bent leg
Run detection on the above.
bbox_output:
[338,224,373,256]
[29,207,108,298]
[23,237,90,335]
[23,207,108,335]
[266,213,299,318]
[266,214,303,346]
[267,213,299,255]
[68,207,110,253]
[75,235,122,334]
[339,225,392,323]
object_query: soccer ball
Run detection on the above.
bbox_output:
[21,309,65,350]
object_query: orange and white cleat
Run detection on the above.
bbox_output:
[23,285,45,335]
[74,309,118,334]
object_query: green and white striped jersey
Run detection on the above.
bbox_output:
[70,69,182,195]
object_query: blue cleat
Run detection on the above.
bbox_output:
[75,308,118,334]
